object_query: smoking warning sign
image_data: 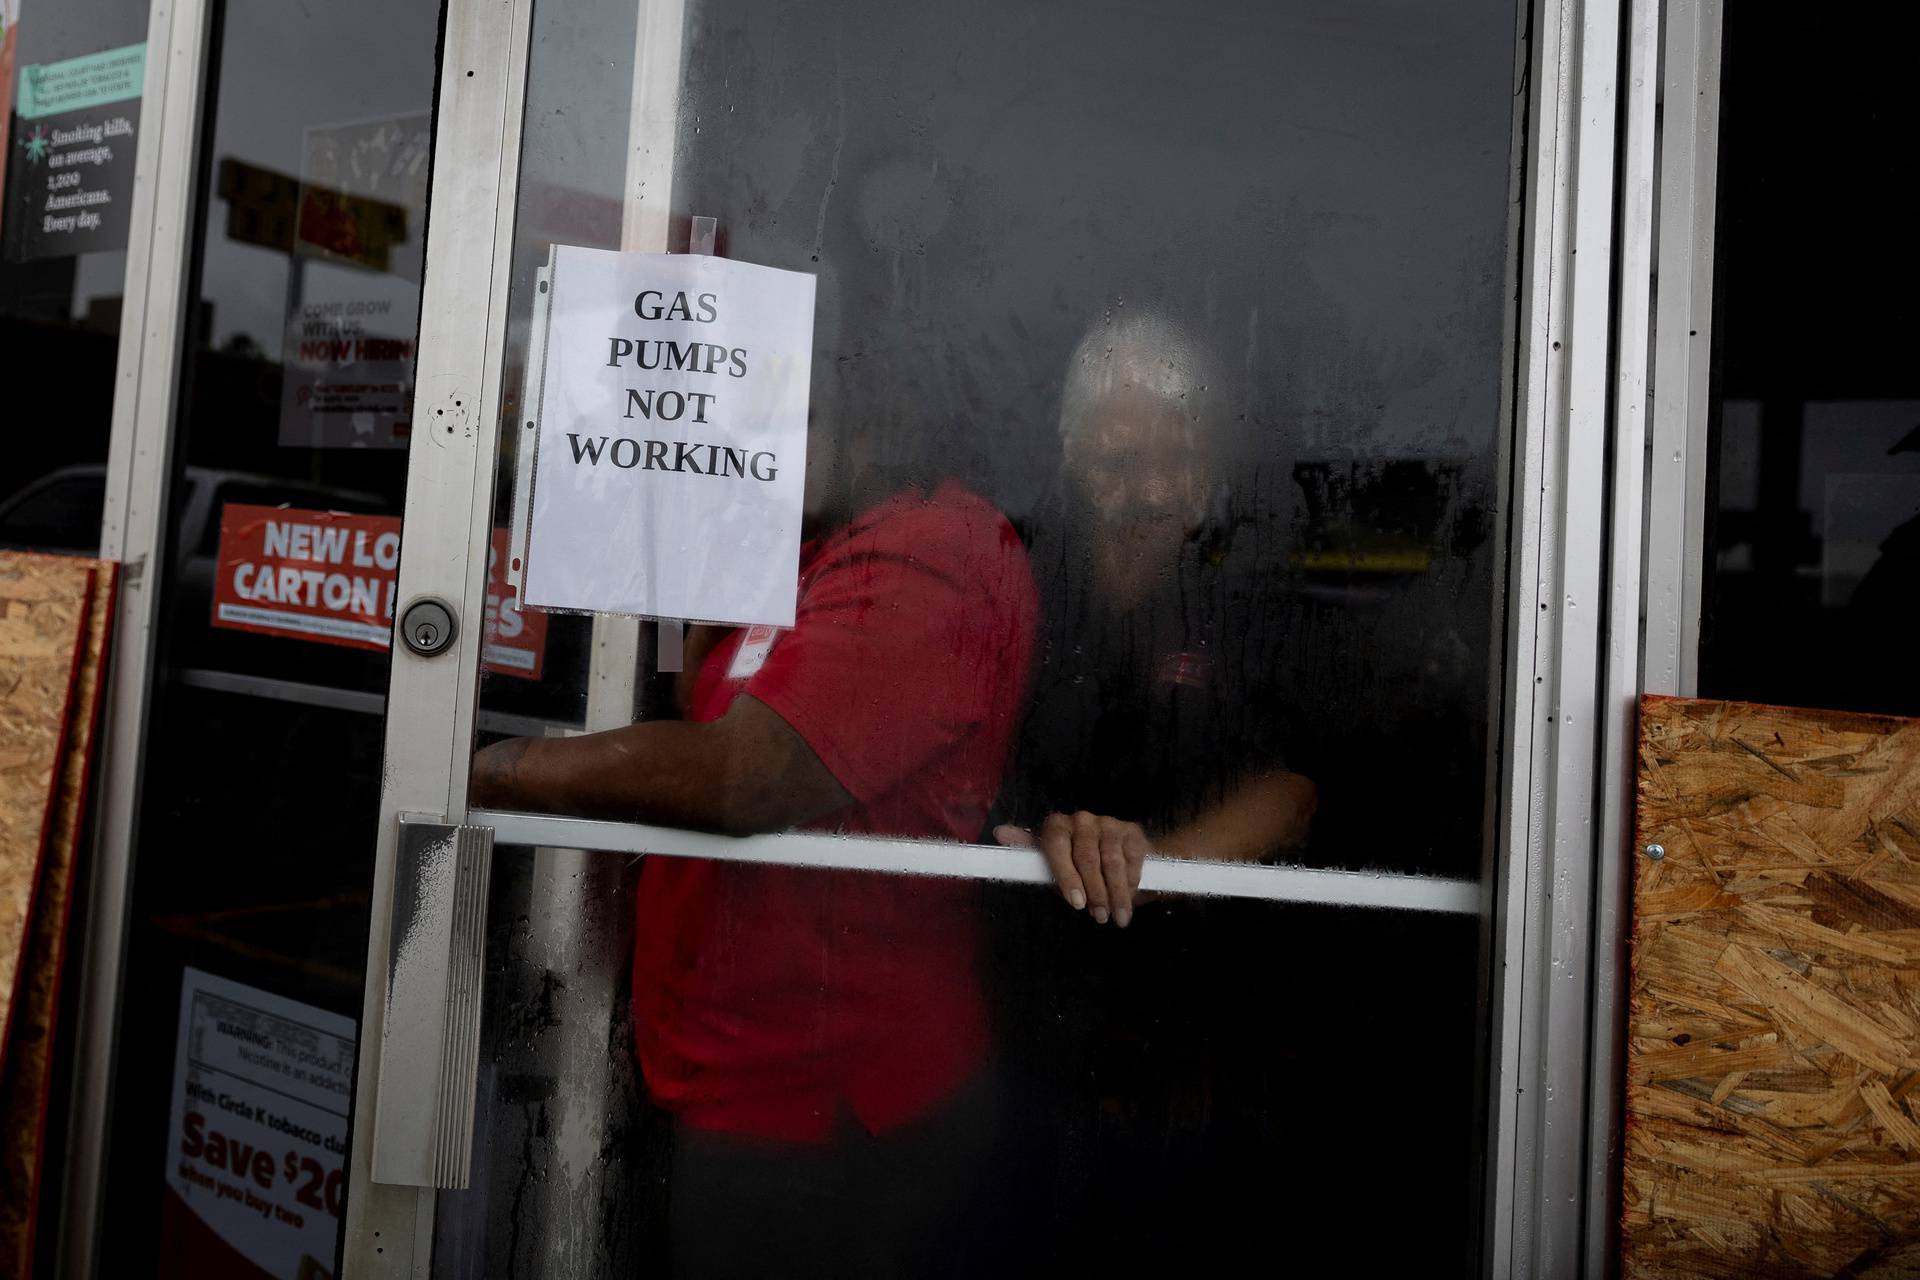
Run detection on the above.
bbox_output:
[211,503,546,678]
[521,246,815,628]
[3,40,143,261]
[159,970,354,1279]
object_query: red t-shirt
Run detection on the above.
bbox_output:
[631,481,1037,1142]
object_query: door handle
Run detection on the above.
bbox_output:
[370,815,493,1187]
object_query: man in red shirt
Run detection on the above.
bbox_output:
[471,465,1036,1274]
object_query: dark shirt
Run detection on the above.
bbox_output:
[988,520,1306,1248]
[1006,522,1290,834]
[985,512,1481,1270]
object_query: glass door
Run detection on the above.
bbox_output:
[346,0,1544,1273]
[82,4,443,1276]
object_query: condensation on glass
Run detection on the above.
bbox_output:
[479,0,1514,875]
[453,0,1521,1274]
[439,852,1483,1275]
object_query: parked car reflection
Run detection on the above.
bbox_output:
[1,462,393,692]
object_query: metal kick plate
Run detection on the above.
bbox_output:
[371,815,494,1188]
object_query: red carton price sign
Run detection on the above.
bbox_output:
[210,503,545,678]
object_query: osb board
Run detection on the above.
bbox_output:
[1624,695,1920,1279]
[0,552,95,1072]
[0,559,116,1276]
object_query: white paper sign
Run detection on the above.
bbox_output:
[523,245,815,627]
[162,969,355,1279]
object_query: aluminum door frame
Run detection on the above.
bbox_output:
[338,0,540,1272]
[1642,0,1723,705]
[1581,1,1726,1274]
[1479,0,1664,1273]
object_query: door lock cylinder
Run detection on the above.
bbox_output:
[400,597,458,657]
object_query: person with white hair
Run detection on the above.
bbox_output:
[995,308,1316,919]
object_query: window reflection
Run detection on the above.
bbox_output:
[1701,9,1920,719]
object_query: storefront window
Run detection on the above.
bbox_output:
[0,0,147,559]
[1700,7,1920,719]
[443,0,1521,1272]
[3,6,147,1272]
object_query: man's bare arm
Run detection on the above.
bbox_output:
[470,693,853,836]
[1158,767,1317,864]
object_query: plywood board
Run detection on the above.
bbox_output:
[1624,695,1920,1279]
[0,552,95,1071]
[0,559,117,1275]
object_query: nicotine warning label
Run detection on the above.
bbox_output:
[521,245,815,628]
